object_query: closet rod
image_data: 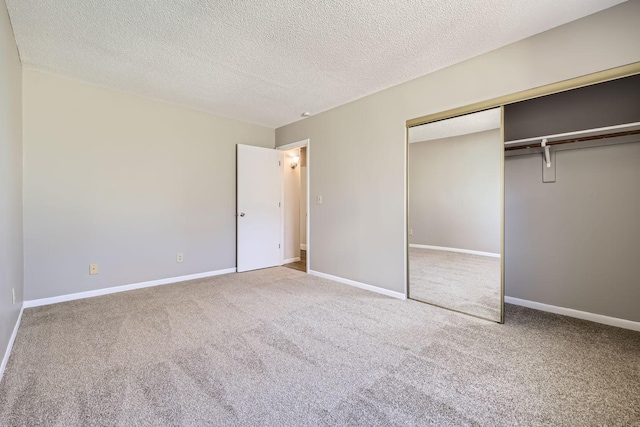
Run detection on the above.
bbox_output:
[504,122,640,146]
[504,129,640,151]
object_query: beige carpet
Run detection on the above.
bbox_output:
[409,247,501,321]
[1,267,639,426]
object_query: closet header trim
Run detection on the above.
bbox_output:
[406,62,640,128]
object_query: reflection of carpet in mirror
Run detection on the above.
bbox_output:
[409,247,501,321]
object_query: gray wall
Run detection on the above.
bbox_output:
[505,142,640,322]
[409,130,501,254]
[275,0,640,314]
[0,0,23,361]
[23,70,274,301]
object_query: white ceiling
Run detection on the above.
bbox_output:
[409,108,501,143]
[6,0,625,128]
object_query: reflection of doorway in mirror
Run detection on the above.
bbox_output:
[408,108,503,322]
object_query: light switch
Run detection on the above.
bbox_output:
[317,195,323,204]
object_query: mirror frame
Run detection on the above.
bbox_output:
[405,61,640,324]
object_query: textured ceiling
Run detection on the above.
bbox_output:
[6,0,625,128]
[409,108,501,143]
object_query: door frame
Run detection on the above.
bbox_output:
[277,139,310,272]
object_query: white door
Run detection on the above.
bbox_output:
[237,144,282,272]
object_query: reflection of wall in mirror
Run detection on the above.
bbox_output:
[409,129,501,254]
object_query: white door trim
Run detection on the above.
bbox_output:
[277,139,310,271]
[278,140,309,150]
[280,150,285,264]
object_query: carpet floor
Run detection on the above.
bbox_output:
[409,248,501,321]
[1,267,638,426]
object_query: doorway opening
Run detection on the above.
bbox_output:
[278,139,310,273]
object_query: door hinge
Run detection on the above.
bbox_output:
[279,202,281,207]
[279,160,281,166]
[279,244,281,249]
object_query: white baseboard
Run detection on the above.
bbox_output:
[283,257,301,264]
[410,244,500,258]
[23,268,237,309]
[309,270,406,300]
[1,304,24,383]
[505,296,640,332]
[300,244,307,250]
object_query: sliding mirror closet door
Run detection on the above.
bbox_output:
[408,108,504,322]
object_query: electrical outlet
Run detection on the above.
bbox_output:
[177,253,184,263]
[12,288,15,305]
[317,195,323,204]
[89,264,98,275]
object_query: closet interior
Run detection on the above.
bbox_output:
[503,73,640,323]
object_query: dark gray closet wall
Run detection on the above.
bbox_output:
[504,74,640,322]
[504,74,640,141]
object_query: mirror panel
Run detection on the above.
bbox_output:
[408,108,503,322]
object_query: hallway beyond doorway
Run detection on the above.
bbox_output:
[284,250,307,272]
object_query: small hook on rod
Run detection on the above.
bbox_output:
[541,138,551,168]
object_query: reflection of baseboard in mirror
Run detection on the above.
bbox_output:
[407,107,503,323]
[409,244,500,259]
